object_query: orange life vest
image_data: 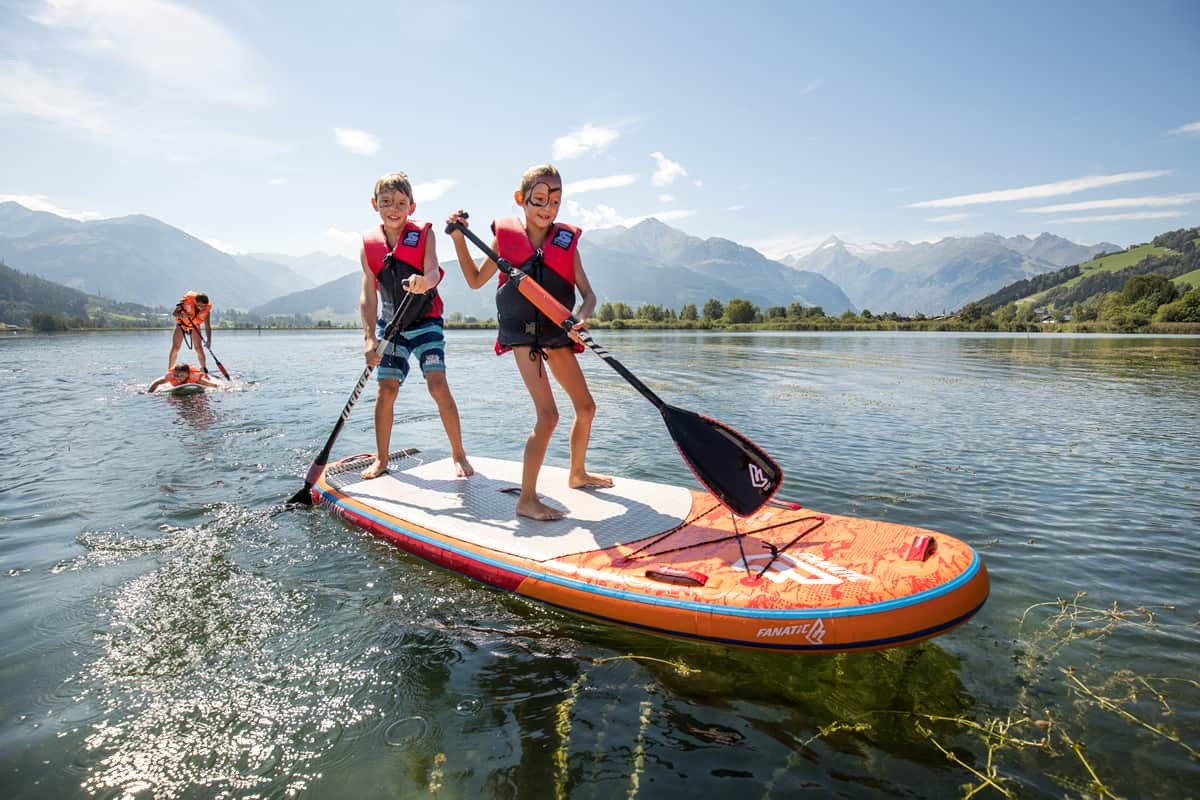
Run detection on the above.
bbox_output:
[174,292,212,330]
[362,221,444,325]
[165,366,205,386]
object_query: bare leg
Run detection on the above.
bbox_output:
[168,327,185,369]
[546,348,613,489]
[191,328,208,372]
[512,348,564,520]
[425,372,473,476]
[362,378,399,479]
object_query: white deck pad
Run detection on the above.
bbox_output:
[327,452,696,562]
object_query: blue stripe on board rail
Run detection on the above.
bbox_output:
[319,489,985,623]
[538,591,991,652]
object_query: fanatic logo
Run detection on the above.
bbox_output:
[748,463,771,490]
[756,618,825,644]
[402,230,421,247]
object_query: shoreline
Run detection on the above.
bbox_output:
[5,321,1199,336]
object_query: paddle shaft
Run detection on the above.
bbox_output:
[446,221,667,409]
[203,337,232,380]
[288,290,418,506]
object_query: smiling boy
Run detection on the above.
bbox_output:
[359,172,472,480]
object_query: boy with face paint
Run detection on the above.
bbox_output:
[447,165,610,521]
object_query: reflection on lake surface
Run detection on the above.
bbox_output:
[1,329,1197,798]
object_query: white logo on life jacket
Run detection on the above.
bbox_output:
[551,229,575,249]
[402,230,421,247]
[748,463,771,490]
[756,618,825,644]
[734,552,872,585]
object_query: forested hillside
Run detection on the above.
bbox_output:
[0,260,162,329]
[970,227,1200,327]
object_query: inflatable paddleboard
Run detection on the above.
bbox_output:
[313,450,988,652]
[167,383,206,396]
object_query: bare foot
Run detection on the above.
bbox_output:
[360,459,389,480]
[516,496,564,521]
[453,454,474,477]
[569,472,613,489]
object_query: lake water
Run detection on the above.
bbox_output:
[1,329,1197,799]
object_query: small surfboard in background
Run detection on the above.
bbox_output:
[312,449,989,653]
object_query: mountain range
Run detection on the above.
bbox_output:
[248,218,853,322]
[784,233,1120,315]
[0,202,347,310]
[0,200,1121,319]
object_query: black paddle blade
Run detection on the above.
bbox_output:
[287,485,315,507]
[661,405,783,516]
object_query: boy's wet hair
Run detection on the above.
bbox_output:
[519,164,562,195]
[173,363,190,372]
[195,293,209,305]
[374,172,413,201]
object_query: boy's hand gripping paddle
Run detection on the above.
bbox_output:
[445,217,782,516]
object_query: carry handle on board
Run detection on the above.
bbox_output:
[287,287,419,507]
[445,218,783,516]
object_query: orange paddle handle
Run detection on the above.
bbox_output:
[516,275,575,329]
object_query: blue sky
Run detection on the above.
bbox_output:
[2,0,1198,279]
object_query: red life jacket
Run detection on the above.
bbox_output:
[492,218,583,355]
[493,218,580,290]
[362,221,445,322]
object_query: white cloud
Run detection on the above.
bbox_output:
[1047,211,1187,224]
[552,124,618,159]
[802,79,824,94]
[565,200,695,229]
[727,204,744,212]
[566,201,625,228]
[1019,194,1200,213]
[564,174,637,194]
[413,178,456,202]
[927,213,972,222]
[0,59,114,134]
[651,152,688,187]
[1167,121,1200,135]
[334,128,380,156]
[30,0,270,108]
[267,177,288,185]
[659,194,675,203]
[326,227,362,256]
[0,192,104,220]
[0,59,290,160]
[909,171,1171,208]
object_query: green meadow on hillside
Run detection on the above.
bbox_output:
[1024,244,1172,304]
